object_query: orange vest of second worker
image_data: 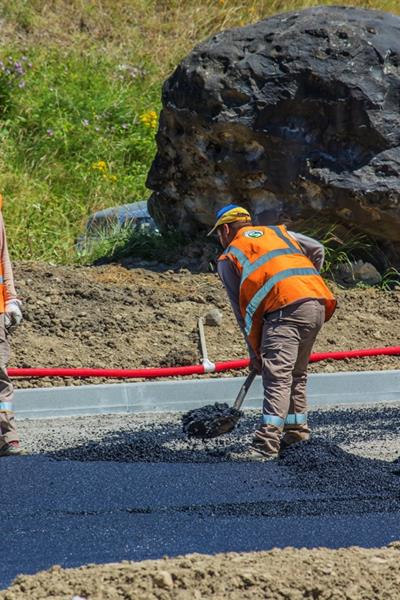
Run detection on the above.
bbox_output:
[0,194,6,313]
[218,225,337,355]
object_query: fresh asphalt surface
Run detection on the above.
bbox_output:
[2,404,400,588]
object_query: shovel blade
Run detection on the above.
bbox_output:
[182,403,242,439]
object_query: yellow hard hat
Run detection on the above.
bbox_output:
[207,204,251,236]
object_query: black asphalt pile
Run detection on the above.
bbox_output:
[181,402,242,438]
[49,420,252,463]
[41,407,400,467]
[279,438,400,515]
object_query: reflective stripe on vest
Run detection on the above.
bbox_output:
[0,276,4,284]
[244,267,318,335]
[0,402,13,412]
[224,227,318,335]
[220,225,336,355]
[285,413,307,425]
[267,225,299,252]
[226,245,304,287]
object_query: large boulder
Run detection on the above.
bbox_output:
[147,6,400,250]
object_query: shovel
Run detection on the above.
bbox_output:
[182,370,257,439]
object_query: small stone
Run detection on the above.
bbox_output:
[352,261,382,286]
[369,556,388,564]
[204,308,223,326]
[333,260,382,287]
[153,570,174,589]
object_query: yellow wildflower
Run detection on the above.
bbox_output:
[102,173,117,183]
[140,110,158,129]
[92,160,107,172]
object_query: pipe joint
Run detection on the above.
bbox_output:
[202,358,216,373]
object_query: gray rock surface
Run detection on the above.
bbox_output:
[333,259,382,286]
[204,307,223,326]
[148,6,400,253]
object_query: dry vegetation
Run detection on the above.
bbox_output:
[1,1,399,77]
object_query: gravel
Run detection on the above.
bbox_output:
[19,404,400,463]
[16,403,400,520]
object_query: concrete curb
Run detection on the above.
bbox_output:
[13,370,400,419]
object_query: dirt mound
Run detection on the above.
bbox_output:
[9,262,400,387]
[2,544,400,599]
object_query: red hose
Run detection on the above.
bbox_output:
[8,365,206,379]
[310,346,400,362]
[7,346,400,378]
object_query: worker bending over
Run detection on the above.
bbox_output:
[209,204,336,460]
[0,194,23,457]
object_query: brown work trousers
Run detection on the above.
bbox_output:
[0,313,19,449]
[253,299,325,456]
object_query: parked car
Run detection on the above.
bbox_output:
[85,200,157,234]
[76,200,158,252]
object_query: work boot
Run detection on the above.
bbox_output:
[0,441,26,457]
[252,424,282,456]
[230,447,278,462]
[247,447,279,461]
[280,424,310,452]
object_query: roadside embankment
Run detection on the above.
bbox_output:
[2,544,400,600]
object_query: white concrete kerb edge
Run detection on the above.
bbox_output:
[13,369,400,420]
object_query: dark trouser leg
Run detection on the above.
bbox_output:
[0,314,18,448]
[282,300,325,449]
[253,308,302,456]
[253,300,325,456]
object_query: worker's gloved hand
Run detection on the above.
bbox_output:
[249,356,262,375]
[4,299,23,329]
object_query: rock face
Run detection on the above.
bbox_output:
[147,6,400,248]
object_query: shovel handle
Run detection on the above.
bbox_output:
[232,369,257,411]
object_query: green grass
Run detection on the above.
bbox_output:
[0,48,160,262]
[302,223,372,276]
[0,0,398,263]
[78,226,188,266]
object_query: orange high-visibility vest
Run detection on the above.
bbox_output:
[219,225,336,355]
[0,194,5,313]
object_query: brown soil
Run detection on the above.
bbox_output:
[2,544,400,599]
[10,261,400,388]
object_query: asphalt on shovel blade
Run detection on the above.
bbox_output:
[182,402,243,438]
